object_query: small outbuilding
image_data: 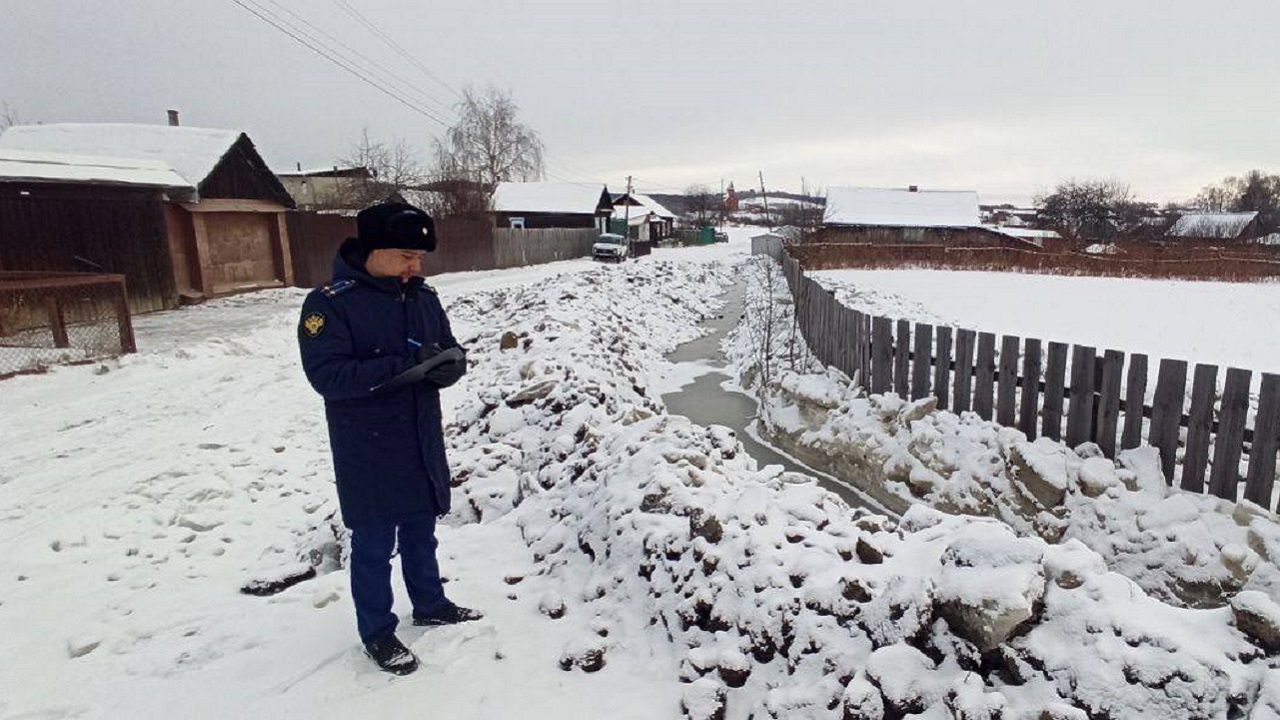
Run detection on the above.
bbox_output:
[0,122,297,305]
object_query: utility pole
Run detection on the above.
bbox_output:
[759,170,771,231]
[624,175,633,245]
[719,178,725,230]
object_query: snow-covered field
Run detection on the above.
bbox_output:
[810,269,1280,375]
[7,230,1280,719]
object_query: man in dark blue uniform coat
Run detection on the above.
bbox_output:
[298,202,481,675]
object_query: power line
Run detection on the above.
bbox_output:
[235,0,606,190]
[230,0,453,129]
[262,0,458,121]
[331,0,461,101]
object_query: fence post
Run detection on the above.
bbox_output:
[1208,367,1251,500]
[45,294,70,348]
[872,316,893,394]
[974,332,997,421]
[114,281,137,354]
[1246,374,1280,508]
[1181,363,1219,493]
[953,329,976,414]
[933,326,953,410]
[1121,354,1149,451]
[1019,339,1042,439]
[1042,342,1069,441]
[997,335,1020,426]
[1095,350,1125,458]
[894,320,911,398]
[911,323,933,401]
[1149,359,1189,484]
[1066,346,1097,448]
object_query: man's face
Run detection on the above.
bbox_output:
[366,248,426,282]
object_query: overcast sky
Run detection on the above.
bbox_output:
[3,0,1278,204]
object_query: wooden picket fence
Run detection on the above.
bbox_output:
[752,237,1280,509]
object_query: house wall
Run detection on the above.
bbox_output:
[494,211,598,230]
[0,182,177,313]
[200,212,281,293]
[200,136,297,207]
[163,204,199,296]
[815,226,1029,249]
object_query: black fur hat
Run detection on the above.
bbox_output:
[354,202,437,252]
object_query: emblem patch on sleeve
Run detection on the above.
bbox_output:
[302,312,326,338]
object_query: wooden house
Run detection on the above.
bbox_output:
[819,186,1036,249]
[492,182,612,230]
[0,122,297,305]
[611,192,677,241]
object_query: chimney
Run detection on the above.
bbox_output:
[908,185,919,192]
[167,109,180,127]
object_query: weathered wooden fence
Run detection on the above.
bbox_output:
[753,236,1280,509]
[288,211,598,287]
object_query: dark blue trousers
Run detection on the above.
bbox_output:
[349,513,449,644]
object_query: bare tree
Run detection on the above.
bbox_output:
[684,184,719,226]
[0,102,22,133]
[328,128,425,208]
[1195,170,1280,230]
[743,255,790,390]
[1036,178,1146,240]
[776,179,826,231]
[433,86,544,187]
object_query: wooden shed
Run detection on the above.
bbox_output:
[0,149,195,313]
[0,123,297,303]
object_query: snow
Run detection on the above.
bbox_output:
[810,268,1280,374]
[0,148,194,190]
[6,231,1280,718]
[617,193,678,220]
[825,186,980,228]
[491,181,607,215]
[0,123,244,186]
[1168,211,1259,239]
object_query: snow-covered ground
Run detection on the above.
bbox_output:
[810,269,1280,375]
[6,229,1280,720]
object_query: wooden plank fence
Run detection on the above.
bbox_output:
[753,236,1280,510]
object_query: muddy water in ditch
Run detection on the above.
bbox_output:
[661,283,882,512]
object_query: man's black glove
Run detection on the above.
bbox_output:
[416,343,467,388]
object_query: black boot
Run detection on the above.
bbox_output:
[412,601,484,627]
[364,633,419,675]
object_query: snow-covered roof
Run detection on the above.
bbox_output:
[1167,212,1259,239]
[492,181,608,215]
[611,198,676,223]
[277,164,368,178]
[825,187,980,228]
[0,148,195,190]
[623,193,677,220]
[0,123,244,186]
